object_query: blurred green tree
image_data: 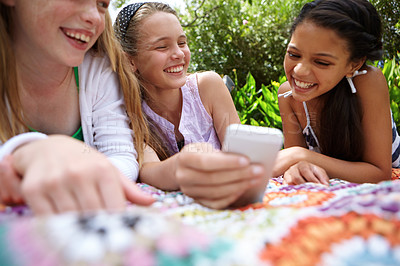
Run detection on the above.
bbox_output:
[112,0,126,9]
[179,0,309,88]
[179,0,399,87]
[111,0,400,88]
[370,0,400,59]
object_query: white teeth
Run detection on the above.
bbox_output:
[165,65,184,73]
[294,79,315,89]
[65,31,91,43]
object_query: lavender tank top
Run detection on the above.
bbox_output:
[142,74,221,155]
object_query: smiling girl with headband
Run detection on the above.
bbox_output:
[114,2,266,209]
[0,0,154,214]
[274,0,400,184]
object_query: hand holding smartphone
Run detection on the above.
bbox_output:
[222,124,283,208]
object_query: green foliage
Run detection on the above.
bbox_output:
[112,0,399,90]
[370,0,400,59]
[181,0,400,89]
[111,0,399,129]
[180,0,309,88]
[111,0,126,9]
[381,55,400,129]
[230,71,283,129]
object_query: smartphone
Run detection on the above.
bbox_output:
[222,124,283,208]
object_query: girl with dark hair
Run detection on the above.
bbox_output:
[274,0,400,184]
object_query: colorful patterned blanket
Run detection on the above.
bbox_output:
[1,169,400,266]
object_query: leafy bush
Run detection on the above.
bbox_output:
[370,0,400,60]
[230,71,282,129]
[112,0,399,89]
[181,0,399,89]
[180,0,309,88]
[381,55,400,129]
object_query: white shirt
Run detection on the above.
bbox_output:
[0,52,139,181]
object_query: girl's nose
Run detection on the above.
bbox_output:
[293,62,310,76]
[80,3,103,27]
[171,45,185,59]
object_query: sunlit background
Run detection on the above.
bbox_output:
[109,0,185,22]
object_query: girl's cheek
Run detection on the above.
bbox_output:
[283,60,290,73]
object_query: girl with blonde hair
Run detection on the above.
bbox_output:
[114,2,266,209]
[0,0,154,214]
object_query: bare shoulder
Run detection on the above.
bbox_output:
[355,65,388,95]
[196,71,225,91]
[195,71,236,120]
[277,81,293,105]
[355,65,390,118]
[278,80,291,94]
[196,71,228,101]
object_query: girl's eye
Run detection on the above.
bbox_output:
[156,46,167,50]
[316,61,331,66]
[98,1,109,9]
[178,41,187,47]
[287,51,300,58]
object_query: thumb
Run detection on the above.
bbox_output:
[120,175,155,206]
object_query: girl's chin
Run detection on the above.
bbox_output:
[171,75,187,86]
[292,88,313,101]
[176,80,187,88]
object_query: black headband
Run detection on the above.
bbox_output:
[115,2,146,41]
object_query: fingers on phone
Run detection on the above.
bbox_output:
[194,191,245,209]
[179,151,250,172]
[177,163,264,187]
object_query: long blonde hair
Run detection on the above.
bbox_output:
[98,12,149,165]
[114,2,178,160]
[0,4,25,141]
[0,6,148,164]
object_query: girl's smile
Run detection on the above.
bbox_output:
[293,78,316,89]
[12,0,108,68]
[62,28,94,50]
[133,12,191,93]
[284,21,357,102]
[292,77,317,94]
[164,64,185,74]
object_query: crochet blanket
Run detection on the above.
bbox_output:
[1,169,400,266]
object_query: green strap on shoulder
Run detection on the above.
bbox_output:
[73,66,83,141]
[74,66,79,92]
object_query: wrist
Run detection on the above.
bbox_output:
[171,153,182,189]
[289,146,309,165]
[0,132,48,161]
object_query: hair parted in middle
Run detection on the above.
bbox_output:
[114,2,180,161]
